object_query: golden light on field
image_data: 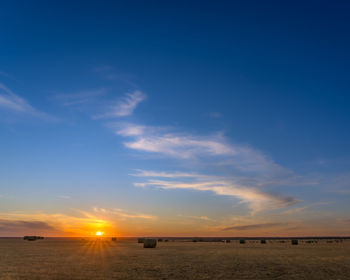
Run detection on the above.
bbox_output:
[96,231,103,236]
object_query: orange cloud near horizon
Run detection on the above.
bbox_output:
[0,207,349,238]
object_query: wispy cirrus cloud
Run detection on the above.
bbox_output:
[94,90,146,119]
[116,123,147,136]
[55,88,107,106]
[125,133,234,158]
[92,207,156,220]
[280,201,332,215]
[131,169,209,179]
[115,123,291,178]
[132,170,299,214]
[222,222,285,231]
[177,214,214,222]
[0,83,36,112]
[113,122,302,214]
[116,123,236,159]
[0,83,56,121]
[92,65,138,86]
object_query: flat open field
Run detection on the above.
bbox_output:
[0,238,349,280]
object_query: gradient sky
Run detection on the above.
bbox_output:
[0,0,349,237]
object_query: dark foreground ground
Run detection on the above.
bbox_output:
[0,238,349,280]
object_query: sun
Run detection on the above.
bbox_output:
[96,231,103,236]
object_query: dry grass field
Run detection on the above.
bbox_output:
[0,238,349,280]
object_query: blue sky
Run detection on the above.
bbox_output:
[0,0,349,236]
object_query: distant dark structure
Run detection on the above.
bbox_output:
[225,240,231,243]
[239,239,246,244]
[261,239,266,244]
[24,236,44,241]
[112,237,117,241]
[143,238,157,248]
[291,239,298,245]
[138,238,145,243]
[158,238,163,242]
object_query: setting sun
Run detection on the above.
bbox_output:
[96,231,103,236]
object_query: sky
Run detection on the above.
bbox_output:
[0,0,349,237]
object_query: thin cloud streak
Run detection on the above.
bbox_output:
[116,123,290,177]
[222,222,285,231]
[280,201,332,215]
[132,171,299,214]
[0,83,36,112]
[116,123,147,136]
[116,124,235,158]
[113,122,302,215]
[0,83,57,121]
[55,88,107,106]
[92,65,138,87]
[131,169,210,179]
[95,90,146,118]
[92,207,156,220]
[125,134,234,158]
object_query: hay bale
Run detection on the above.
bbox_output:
[261,239,266,244]
[225,240,231,243]
[138,238,145,243]
[239,239,246,244]
[112,237,117,241]
[291,239,298,245]
[158,238,163,242]
[143,238,157,248]
[165,239,169,242]
[24,236,37,241]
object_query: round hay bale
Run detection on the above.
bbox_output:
[291,239,298,245]
[112,237,117,241]
[158,238,163,242]
[138,238,145,243]
[26,236,37,241]
[143,238,157,248]
[239,239,246,244]
[225,240,231,243]
[261,239,266,244]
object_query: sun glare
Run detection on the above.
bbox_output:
[96,231,103,236]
